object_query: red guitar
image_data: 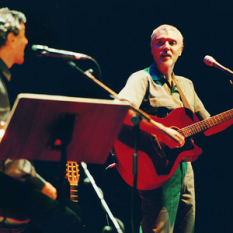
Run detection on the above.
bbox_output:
[114,107,233,190]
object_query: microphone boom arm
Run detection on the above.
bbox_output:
[67,61,183,146]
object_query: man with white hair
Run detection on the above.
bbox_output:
[117,24,210,233]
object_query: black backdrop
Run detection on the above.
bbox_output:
[2,0,233,232]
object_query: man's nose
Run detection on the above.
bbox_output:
[163,41,170,49]
[25,37,28,45]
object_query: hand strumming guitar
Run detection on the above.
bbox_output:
[123,109,185,149]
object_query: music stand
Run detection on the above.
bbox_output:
[0,93,129,233]
[0,93,130,164]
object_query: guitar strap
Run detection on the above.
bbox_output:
[173,75,193,111]
[146,64,193,112]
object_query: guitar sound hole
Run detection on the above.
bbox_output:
[185,138,194,150]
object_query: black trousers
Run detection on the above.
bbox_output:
[0,172,82,233]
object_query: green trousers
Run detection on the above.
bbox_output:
[139,162,195,233]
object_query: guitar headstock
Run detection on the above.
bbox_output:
[66,161,80,186]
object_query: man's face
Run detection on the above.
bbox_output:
[150,28,183,70]
[12,22,28,65]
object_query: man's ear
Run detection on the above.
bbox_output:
[5,32,16,48]
[150,43,153,55]
[179,45,184,56]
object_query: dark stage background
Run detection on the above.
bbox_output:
[2,0,233,232]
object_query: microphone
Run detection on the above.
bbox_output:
[31,44,91,60]
[203,55,233,76]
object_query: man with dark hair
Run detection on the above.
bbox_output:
[0,7,28,120]
[117,24,210,233]
[0,7,26,47]
[0,7,82,233]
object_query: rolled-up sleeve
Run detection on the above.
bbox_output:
[1,159,46,190]
[118,70,149,108]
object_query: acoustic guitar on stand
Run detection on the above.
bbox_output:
[66,161,80,202]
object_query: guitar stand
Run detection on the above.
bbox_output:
[81,162,124,233]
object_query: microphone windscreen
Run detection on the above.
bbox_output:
[203,55,216,66]
[31,45,47,51]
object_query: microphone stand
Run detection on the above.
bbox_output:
[68,61,140,233]
[221,70,233,88]
[130,115,141,233]
[67,61,183,143]
[67,61,180,233]
[81,162,124,233]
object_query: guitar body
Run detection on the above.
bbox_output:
[114,108,202,190]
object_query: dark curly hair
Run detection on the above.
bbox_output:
[0,7,26,48]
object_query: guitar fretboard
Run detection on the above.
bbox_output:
[70,185,79,202]
[179,109,233,138]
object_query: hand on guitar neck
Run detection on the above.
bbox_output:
[124,109,185,149]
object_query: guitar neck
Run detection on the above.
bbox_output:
[66,161,80,202]
[179,109,233,137]
[70,185,79,202]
